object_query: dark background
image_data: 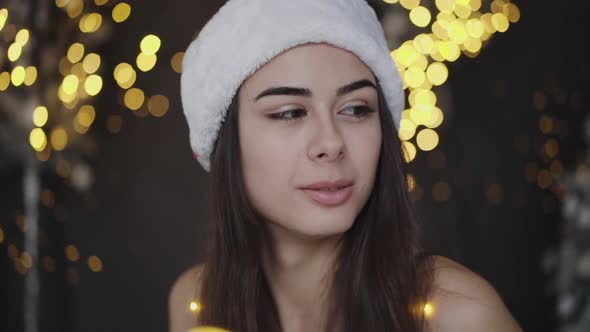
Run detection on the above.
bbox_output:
[1,0,588,331]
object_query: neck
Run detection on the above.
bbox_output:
[261,224,343,332]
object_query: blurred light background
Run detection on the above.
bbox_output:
[0,0,588,331]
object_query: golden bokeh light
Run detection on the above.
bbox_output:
[88,255,103,272]
[404,67,425,89]
[0,71,10,91]
[409,6,431,27]
[426,62,448,86]
[67,42,85,63]
[423,302,434,318]
[29,128,47,151]
[466,18,485,38]
[383,0,399,4]
[7,43,22,62]
[15,28,30,45]
[124,88,145,110]
[398,118,417,141]
[136,52,157,72]
[407,174,416,191]
[537,169,553,189]
[448,20,467,44]
[33,106,49,127]
[79,12,102,33]
[113,62,136,89]
[438,41,461,62]
[77,105,96,127]
[402,141,417,162]
[82,53,101,74]
[544,138,559,158]
[112,2,131,23]
[140,34,161,55]
[171,52,184,73]
[65,244,80,262]
[435,0,455,13]
[491,13,509,32]
[84,74,103,96]
[0,226,4,243]
[50,127,68,151]
[147,95,170,117]
[416,128,439,151]
[24,66,37,86]
[503,3,521,23]
[0,8,8,31]
[62,74,79,95]
[188,327,232,332]
[11,66,26,86]
[413,34,434,55]
[94,0,109,5]
[189,301,201,313]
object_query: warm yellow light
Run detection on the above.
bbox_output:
[11,66,26,86]
[402,141,417,162]
[0,72,10,91]
[537,170,553,189]
[29,128,47,151]
[453,4,472,19]
[94,0,109,5]
[15,28,30,45]
[435,0,455,13]
[504,3,521,23]
[465,18,485,38]
[409,6,431,28]
[491,13,509,32]
[382,0,399,4]
[82,53,101,74]
[413,34,434,55]
[77,105,96,127]
[407,174,416,192]
[398,118,417,141]
[189,301,201,313]
[392,44,419,68]
[480,13,496,33]
[424,106,444,129]
[7,43,22,62]
[124,88,145,110]
[84,74,103,96]
[431,21,449,40]
[448,20,467,44]
[404,67,425,89]
[136,52,157,72]
[171,52,184,73]
[544,139,559,158]
[33,106,49,127]
[112,2,131,23]
[438,41,460,62]
[188,327,232,332]
[464,37,482,53]
[398,0,419,10]
[87,255,103,272]
[66,0,84,19]
[58,84,76,104]
[114,62,137,89]
[147,95,170,117]
[0,226,4,243]
[140,34,161,55]
[426,62,448,86]
[62,74,79,95]
[0,8,8,31]
[416,128,439,151]
[79,13,102,33]
[65,244,80,262]
[415,89,437,106]
[67,42,85,63]
[55,0,70,8]
[469,0,482,11]
[50,127,68,151]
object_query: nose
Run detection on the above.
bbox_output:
[308,114,345,163]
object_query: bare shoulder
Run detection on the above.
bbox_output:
[424,255,523,332]
[168,264,205,332]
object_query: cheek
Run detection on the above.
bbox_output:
[239,121,297,218]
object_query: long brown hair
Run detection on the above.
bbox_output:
[197,77,435,331]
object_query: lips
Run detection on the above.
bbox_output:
[299,179,354,206]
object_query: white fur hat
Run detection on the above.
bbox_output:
[180,0,404,172]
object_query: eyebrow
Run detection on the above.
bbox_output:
[253,79,377,102]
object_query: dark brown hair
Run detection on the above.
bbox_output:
[197,77,435,331]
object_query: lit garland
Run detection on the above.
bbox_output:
[384,0,521,162]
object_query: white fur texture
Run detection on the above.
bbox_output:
[181,0,404,172]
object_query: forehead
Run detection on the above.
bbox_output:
[241,42,376,96]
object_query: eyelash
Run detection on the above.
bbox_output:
[269,105,376,122]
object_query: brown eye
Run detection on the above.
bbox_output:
[341,105,376,118]
[268,109,306,122]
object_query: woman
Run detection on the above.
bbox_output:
[169,1,523,331]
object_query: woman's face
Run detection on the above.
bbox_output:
[238,42,382,241]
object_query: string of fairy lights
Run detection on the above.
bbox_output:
[0,0,521,328]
